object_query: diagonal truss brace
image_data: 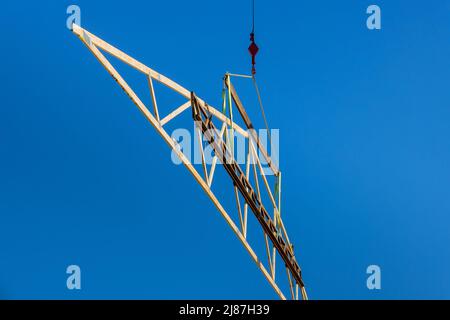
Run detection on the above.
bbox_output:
[71,24,307,300]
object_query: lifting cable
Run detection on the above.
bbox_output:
[248,0,272,147]
[252,76,272,145]
[223,0,274,163]
[222,0,284,237]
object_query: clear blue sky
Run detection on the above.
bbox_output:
[1,1,450,299]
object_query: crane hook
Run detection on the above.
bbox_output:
[248,0,259,75]
[248,32,259,76]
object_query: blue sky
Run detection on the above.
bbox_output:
[1,1,450,299]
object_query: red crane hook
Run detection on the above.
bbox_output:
[248,32,259,75]
[248,0,259,75]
